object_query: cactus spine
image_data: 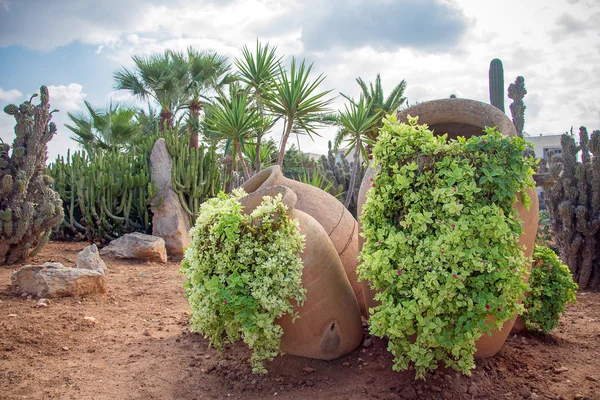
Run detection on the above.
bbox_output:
[538,127,600,288]
[489,58,505,113]
[0,86,64,264]
[508,76,527,138]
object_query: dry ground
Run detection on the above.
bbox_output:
[1,242,599,400]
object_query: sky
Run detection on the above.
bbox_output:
[1,0,599,162]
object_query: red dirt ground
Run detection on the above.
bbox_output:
[1,242,599,400]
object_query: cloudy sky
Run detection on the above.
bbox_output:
[1,0,599,162]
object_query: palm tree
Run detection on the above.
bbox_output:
[263,57,333,167]
[206,84,264,180]
[65,101,141,155]
[334,96,380,208]
[342,73,407,143]
[235,40,281,172]
[113,51,188,132]
[182,47,236,148]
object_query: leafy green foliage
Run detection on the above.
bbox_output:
[181,189,306,373]
[358,115,537,378]
[522,246,577,333]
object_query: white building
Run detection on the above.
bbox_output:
[523,133,562,160]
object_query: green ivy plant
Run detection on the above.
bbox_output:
[181,189,306,373]
[358,115,537,378]
[522,246,577,333]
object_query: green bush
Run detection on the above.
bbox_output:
[181,189,306,373]
[359,115,537,378]
[522,246,577,333]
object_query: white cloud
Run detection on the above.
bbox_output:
[0,88,23,102]
[47,84,87,112]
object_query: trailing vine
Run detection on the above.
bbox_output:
[358,115,537,377]
[181,189,306,373]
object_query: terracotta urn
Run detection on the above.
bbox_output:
[357,98,539,358]
[240,186,363,360]
[242,165,365,314]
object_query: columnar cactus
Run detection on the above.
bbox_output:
[0,86,64,264]
[508,76,527,138]
[538,127,600,288]
[489,58,505,113]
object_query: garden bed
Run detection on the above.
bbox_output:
[1,242,599,400]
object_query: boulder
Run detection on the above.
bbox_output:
[11,262,106,298]
[76,244,106,274]
[100,232,167,263]
[150,138,191,260]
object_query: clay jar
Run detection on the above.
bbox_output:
[357,98,539,358]
[242,165,365,314]
[240,186,363,360]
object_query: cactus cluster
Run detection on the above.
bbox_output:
[538,127,600,288]
[48,137,160,244]
[489,58,505,113]
[165,130,221,223]
[319,141,364,217]
[0,86,64,264]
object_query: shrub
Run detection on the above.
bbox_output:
[181,189,306,373]
[522,246,577,333]
[359,115,537,378]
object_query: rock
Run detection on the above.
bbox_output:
[302,367,316,374]
[554,367,569,374]
[8,314,17,317]
[430,386,442,392]
[342,362,350,367]
[83,316,97,324]
[400,386,417,399]
[142,328,151,336]
[62,346,69,351]
[585,375,598,382]
[530,393,540,400]
[77,244,106,275]
[11,262,106,298]
[468,383,479,397]
[362,337,373,348]
[36,298,50,307]
[518,387,532,398]
[150,138,191,260]
[100,232,167,263]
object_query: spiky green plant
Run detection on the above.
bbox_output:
[489,59,505,113]
[508,76,527,138]
[0,86,64,264]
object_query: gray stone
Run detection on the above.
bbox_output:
[100,232,167,263]
[77,244,106,275]
[11,262,106,298]
[150,138,191,260]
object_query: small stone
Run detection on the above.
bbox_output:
[468,383,479,397]
[530,393,540,400]
[142,328,151,336]
[26,295,32,300]
[204,355,211,359]
[518,387,532,398]
[36,298,50,307]
[430,386,442,392]
[362,337,373,348]
[585,376,598,382]
[574,395,585,400]
[302,367,316,374]
[400,386,417,399]
[8,314,17,318]
[554,367,569,374]
[342,362,351,367]
[84,316,97,324]
[62,346,69,351]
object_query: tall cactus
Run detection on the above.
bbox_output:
[538,127,600,288]
[489,58,505,113]
[508,76,527,138]
[0,86,64,264]
[165,129,221,224]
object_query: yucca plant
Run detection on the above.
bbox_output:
[263,58,333,167]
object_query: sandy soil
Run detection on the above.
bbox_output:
[1,241,599,400]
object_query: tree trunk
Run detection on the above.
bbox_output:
[159,109,174,133]
[255,134,262,173]
[237,142,251,180]
[277,119,293,167]
[345,139,359,209]
[189,101,202,149]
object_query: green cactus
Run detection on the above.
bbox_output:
[0,86,64,264]
[538,126,600,288]
[489,58,505,113]
[508,76,527,138]
[165,129,221,224]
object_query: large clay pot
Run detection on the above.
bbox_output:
[242,166,365,314]
[240,186,363,360]
[357,98,539,358]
